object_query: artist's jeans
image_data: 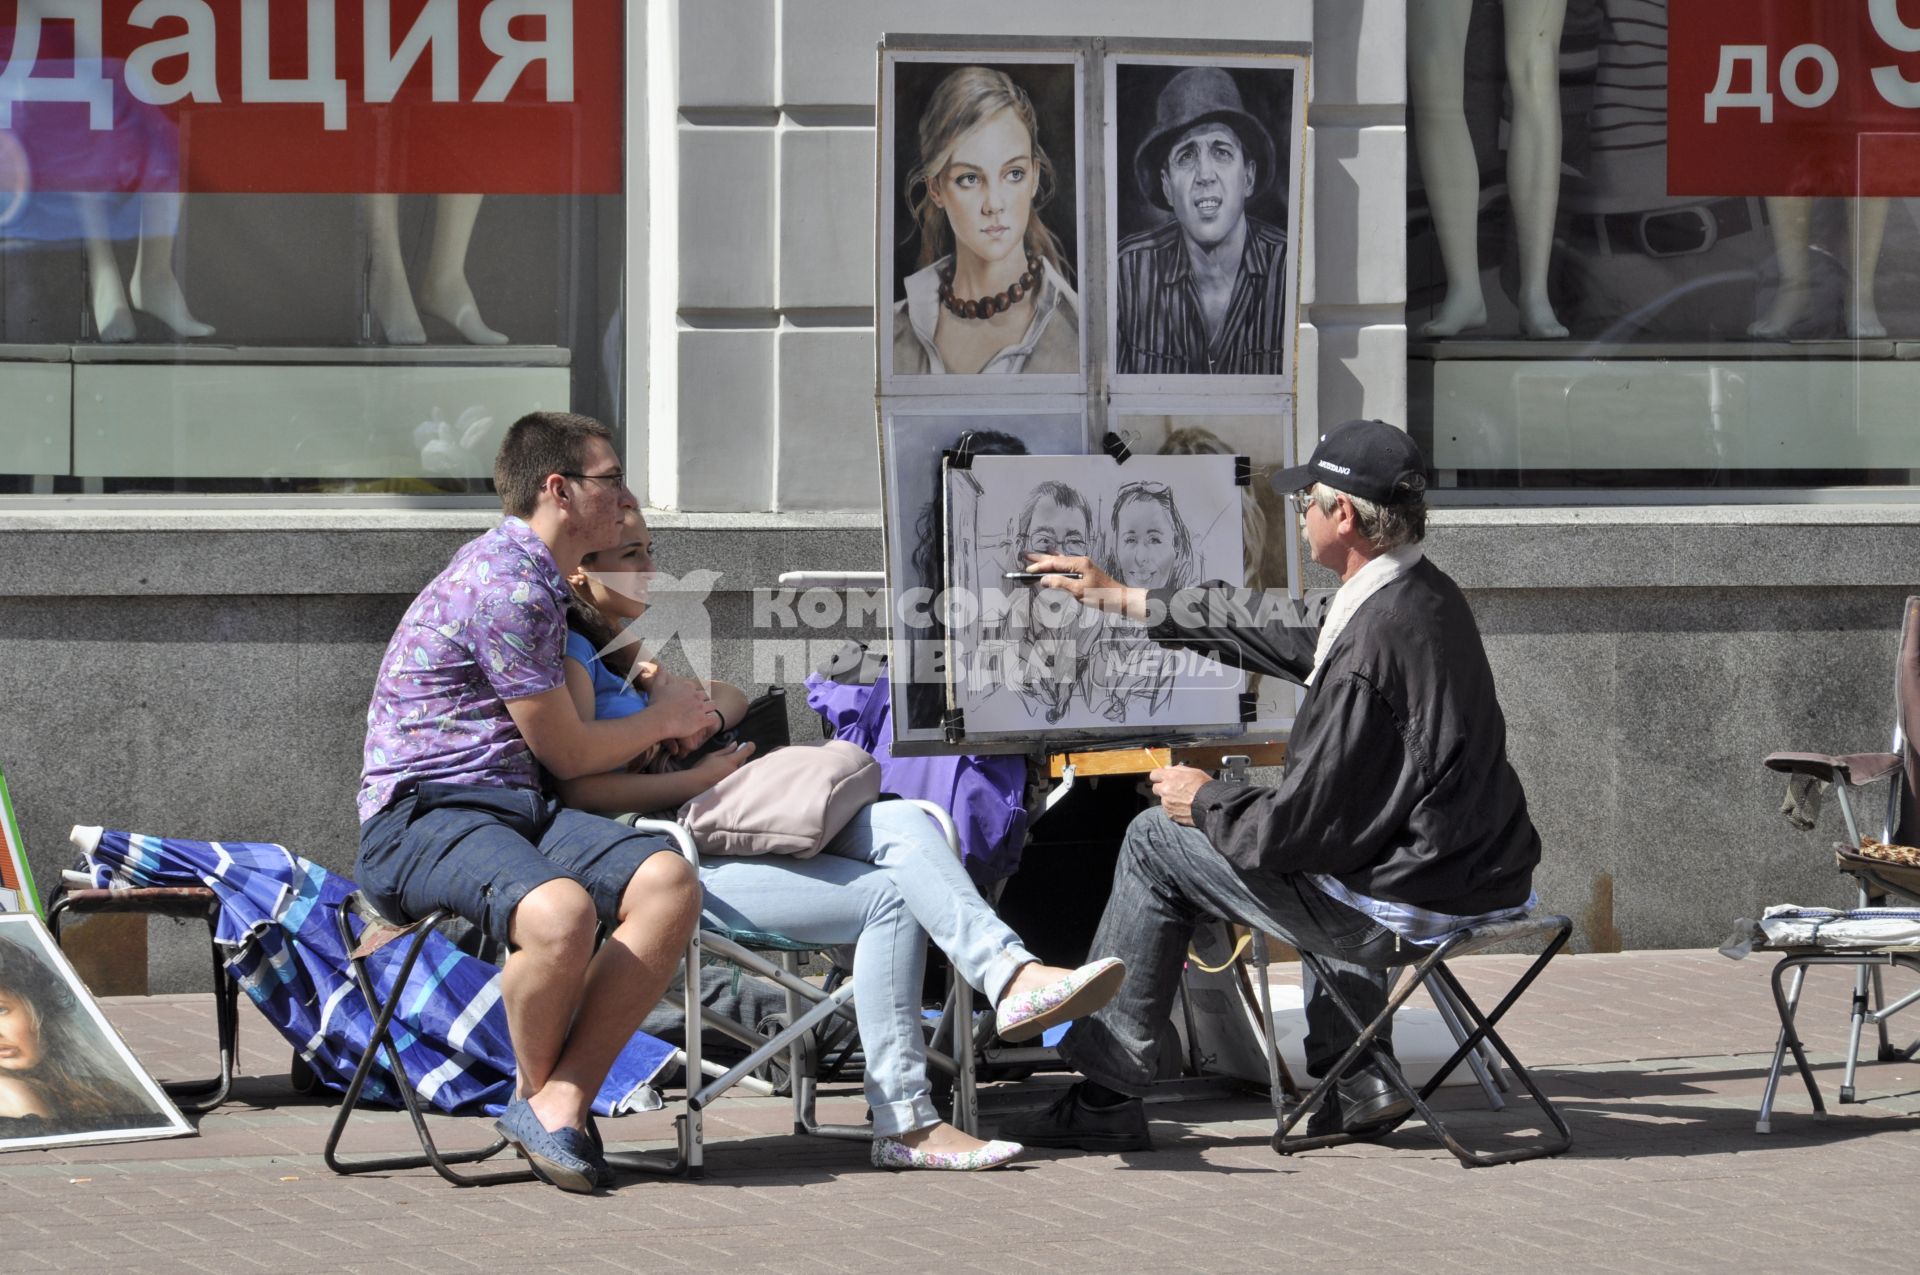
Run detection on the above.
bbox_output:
[697,800,1035,1137]
[1060,806,1402,1095]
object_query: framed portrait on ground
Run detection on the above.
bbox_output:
[1106,51,1308,397]
[1111,409,1304,731]
[878,48,1087,395]
[881,407,1094,746]
[940,452,1247,741]
[0,765,39,917]
[0,913,193,1151]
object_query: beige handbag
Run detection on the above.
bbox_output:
[677,740,882,858]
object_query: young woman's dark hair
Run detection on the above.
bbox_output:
[0,936,149,1126]
[907,430,1030,731]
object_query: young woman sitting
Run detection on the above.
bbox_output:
[557,509,1124,1171]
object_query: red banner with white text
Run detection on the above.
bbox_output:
[1670,1,1920,196]
[0,0,622,194]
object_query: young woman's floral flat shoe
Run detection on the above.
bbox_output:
[870,1136,1023,1171]
[994,956,1126,1042]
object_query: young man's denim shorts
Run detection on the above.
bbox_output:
[355,781,678,947]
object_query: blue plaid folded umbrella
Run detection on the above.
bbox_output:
[71,826,675,1118]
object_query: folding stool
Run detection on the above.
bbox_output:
[1270,913,1574,1167]
[48,885,242,1113]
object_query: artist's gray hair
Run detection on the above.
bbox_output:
[1310,478,1428,551]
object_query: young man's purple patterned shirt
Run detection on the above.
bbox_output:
[357,517,572,823]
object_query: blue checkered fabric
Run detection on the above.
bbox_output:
[81,829,675,1118]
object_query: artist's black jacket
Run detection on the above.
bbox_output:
[1147,558,1539,916]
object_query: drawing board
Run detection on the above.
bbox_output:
[942,453,1245,739]
[881,407,1093,745]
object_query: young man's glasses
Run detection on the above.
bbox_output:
[562,470,628,489]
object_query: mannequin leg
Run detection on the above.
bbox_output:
[1409,0,1485,337]
[77,195,136,343]
[1502,0,1569,339]
[417,193,507,345]
[1847,197,1889,339]
[129,192,213,338]
[1748,196,1813,338]
[364,192,426,345]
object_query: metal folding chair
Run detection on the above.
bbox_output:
[1755,594,1920,1129]
[322,803,979,1183]
[676,800,979,1165]
[1271,914,1575,1168]
[322,819,702,1186]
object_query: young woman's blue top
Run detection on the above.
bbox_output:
[563,629,650,721]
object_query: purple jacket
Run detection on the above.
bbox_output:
[806,672,1030,886]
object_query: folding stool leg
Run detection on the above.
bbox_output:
[601,921,705,1181]
[1756,957,1825,1135]
[1424,970,1505,1112]
[322,909,532,1186]
[951,968,977,1135]
[689,978,861,1126]
[1274,919,1573,1168]
[51,897,238,1112]
[689,938,870,1142]
[1866,964,1920,1062]
[1248,933,1299,1124]
[171,906,236,1113]
[1756,961,1808,1134]
[1842,962,1873,1102]
[1273,946,1449,1157]
[780,951,808,1133]
[1419,960,1574,1165]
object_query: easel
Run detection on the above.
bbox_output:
[976,741,1305,1116]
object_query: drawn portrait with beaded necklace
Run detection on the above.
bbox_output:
[892,65,1081,376]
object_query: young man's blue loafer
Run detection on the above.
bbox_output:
[495,1097,598,1194]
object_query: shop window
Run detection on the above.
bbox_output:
[1407,0,1919,492]
[0,1,623,497]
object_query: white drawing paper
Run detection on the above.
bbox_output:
[945,453,1245,736]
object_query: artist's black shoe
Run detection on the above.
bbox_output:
[1304,1068,1414,1139]
[1339,1069,1414,1132]
[997,1083,1153,1153]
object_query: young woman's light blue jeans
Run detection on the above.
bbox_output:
[696,799,1035,1137]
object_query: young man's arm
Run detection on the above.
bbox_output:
[549,658,751,810]
[506,675,714,781]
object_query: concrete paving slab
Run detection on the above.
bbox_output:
[1,952,1916,1274]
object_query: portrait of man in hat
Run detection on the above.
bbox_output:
[1113,63,1296,377]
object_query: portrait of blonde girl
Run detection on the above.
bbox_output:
[892,63,1081,376]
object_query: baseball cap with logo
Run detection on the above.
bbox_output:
[1268,418,1425,504]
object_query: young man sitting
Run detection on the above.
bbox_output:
[355,410,714,1192]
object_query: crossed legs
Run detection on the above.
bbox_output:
[1059,806,1399,1096]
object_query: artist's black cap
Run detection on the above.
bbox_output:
[1268,419,1425,504]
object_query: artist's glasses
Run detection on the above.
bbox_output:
[1023,531,1088,555]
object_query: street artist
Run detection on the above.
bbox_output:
[1005,418,1541,1151]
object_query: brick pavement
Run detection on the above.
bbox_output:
[1,949,1916,1274]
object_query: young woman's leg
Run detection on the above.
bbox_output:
[698,853,942,1138]
[823,801,1120,1027]
[821,801,1035,1002]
